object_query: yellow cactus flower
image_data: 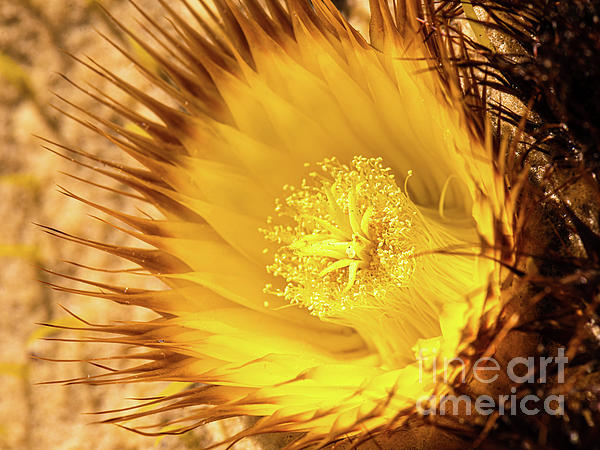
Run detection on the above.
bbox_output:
[45,0,510,447]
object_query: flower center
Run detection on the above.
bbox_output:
[264,157,421,318]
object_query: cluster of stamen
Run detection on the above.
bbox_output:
[263,157,419,318]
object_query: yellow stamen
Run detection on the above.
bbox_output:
[263,156,420,319]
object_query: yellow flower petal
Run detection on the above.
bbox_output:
[47,0,510,446]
